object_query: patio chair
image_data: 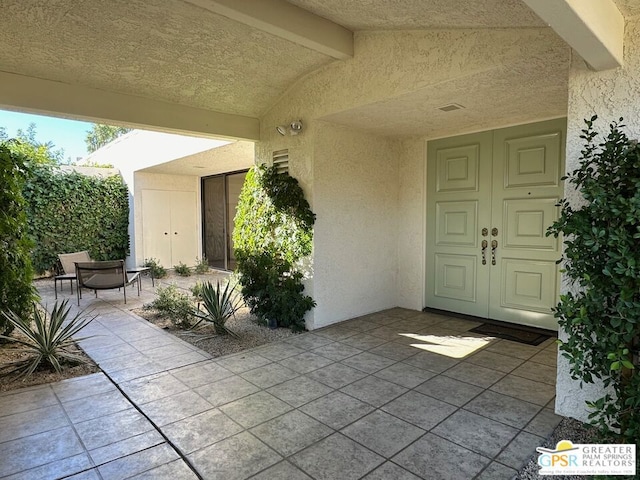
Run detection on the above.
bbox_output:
[54,250,92,299]
[75,260,141,305]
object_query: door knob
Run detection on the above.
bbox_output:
[481,228,488,237]
[174,232,178,235]
[164,232,168,235]
[491,240,498,266]
[491,227,498,237]
[481,240,488,265]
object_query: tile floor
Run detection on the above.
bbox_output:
[0,277,562,479]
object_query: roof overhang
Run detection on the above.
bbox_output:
[524,0,624,70]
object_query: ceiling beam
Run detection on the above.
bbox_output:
[0,71,260,141]
[523,0,624,70]
[185,0,353,59]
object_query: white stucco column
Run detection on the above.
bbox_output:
[556,16,640,421]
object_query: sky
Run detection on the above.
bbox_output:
[0,109,93,162]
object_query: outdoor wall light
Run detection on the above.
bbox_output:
[276,120,303,136]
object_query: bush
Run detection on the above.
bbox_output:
[233,165,315,331]
[144,284,193,328]
[548,116,640,446]
[0,300,94,378]
[174,262,191,277]
[22,164,129,274]
[194,257,210,274]
[190,281,204,301]
[0,143,37,336]
[143,258,167,279]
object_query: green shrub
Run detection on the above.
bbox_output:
[194,257,210,274]
[22,164,129,274]
[174,262,191,277]
[190,281,204,301]
[143,258,167,279]
[144,284,193,328]
[192,281,240,337]
[548,116,640,446]
[0,143,37,336]
[233,165,315,331]
[0,300,94,378]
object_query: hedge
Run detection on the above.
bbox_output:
[0,143,36,335]
[23,165,130,274]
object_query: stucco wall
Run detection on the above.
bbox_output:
[311,122,401,328]
[133,172,200,267]
[556,16,640,422]
[258,28,568,328]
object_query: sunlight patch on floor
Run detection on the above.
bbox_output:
[400,333,496,358]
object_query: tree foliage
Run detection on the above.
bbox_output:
[0,143,37,336]
[85,124,131,153]
[23,165,130,274]
[548,116,640,448]
[0,123,64,164]
[233,165,315,331]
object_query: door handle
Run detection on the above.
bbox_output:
[481,240,488,265]
[491,240,498,266]
[164,232,168,235]
[174,232,178,235]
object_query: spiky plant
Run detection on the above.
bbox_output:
[192,281,240,337]
[0,300,94,378]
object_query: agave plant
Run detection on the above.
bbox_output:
[192,281,240,337]
[0,300,95,378]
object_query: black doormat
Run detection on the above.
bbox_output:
[469,323,551,346]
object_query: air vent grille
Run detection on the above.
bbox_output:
[273,149,289,174]
[438,103,465,112]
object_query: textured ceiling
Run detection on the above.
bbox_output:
[0,0,332,117]
[322,58,570,139]
[286,0,545,30]
[0,0,634,139]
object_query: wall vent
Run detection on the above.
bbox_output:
[437,103,465,112]
[273,149,289,174]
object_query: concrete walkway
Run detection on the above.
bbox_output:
[0,277,561,479]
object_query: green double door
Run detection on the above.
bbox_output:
[426,118,566,330]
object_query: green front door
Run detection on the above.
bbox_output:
[426,118,566,330]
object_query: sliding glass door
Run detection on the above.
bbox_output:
[201,171,247,270]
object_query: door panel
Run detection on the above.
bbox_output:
[226,172,247,270]
[170,191,197,267]
[503,198,559,250]
[426,118,565,331]
[504,132,562,188]
[501,259,558,313]
[436,144,480,192]
[434,254,478,303]
[489,119,565,329]
[202,177,226,269]
[141,189,172,267]
[436,201,478,247]
[426,132,492,318]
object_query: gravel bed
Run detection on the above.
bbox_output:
[516,417,599,480]
[135,306,298,358]
[135,270,299,357]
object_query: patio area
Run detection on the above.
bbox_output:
[0,277,561,479]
